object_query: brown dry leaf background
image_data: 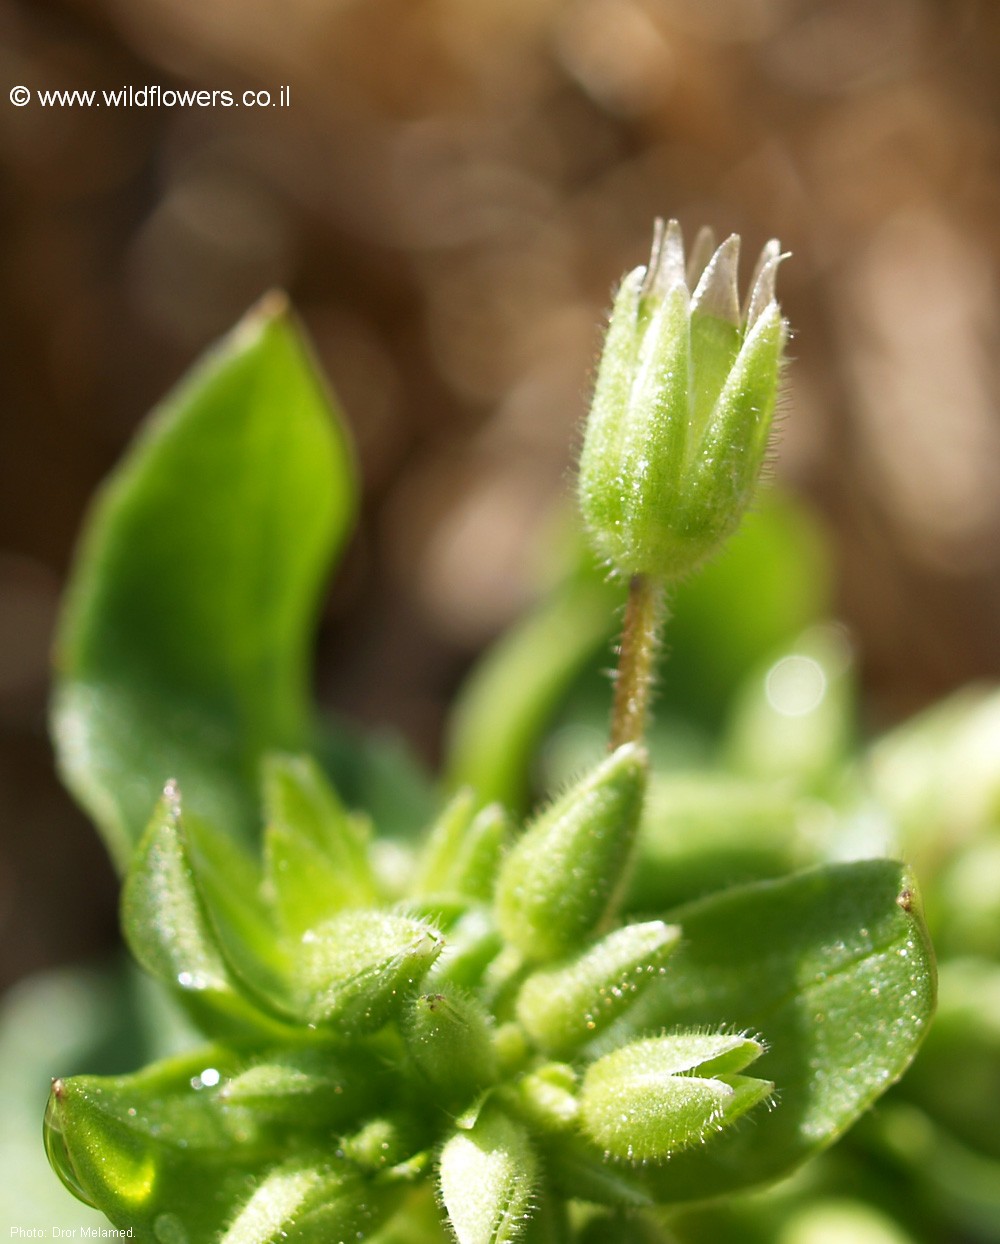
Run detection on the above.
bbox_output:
[1,0,999,988]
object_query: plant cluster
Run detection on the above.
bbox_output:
[43,227,936,1243]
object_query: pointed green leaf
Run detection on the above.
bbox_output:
[262,753,378,925]
[183,808,297,1016]
[261,754,379,943]
[442,803,514,902]
[52,296,357,868]
[411,788,478,896]
[44,1049,314,1235]
[121,787,294,1040]
[263,824,356,943]
[439,1107,539,1244]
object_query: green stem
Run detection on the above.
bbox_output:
[609,574,667,750]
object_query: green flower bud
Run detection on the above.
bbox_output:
[578,220,788,580]
[339,1115,425,1173]
[494,744,648,961]
[219,1047,384,1127]
[513,1062,580,1133]
[218,1160,398,1244]
[515,920,681,1057]
[439,1106,539,1244]
[402,986,499,1107]
[293,909,443,1030]
[579,1032,772,1161]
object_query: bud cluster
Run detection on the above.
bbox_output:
[46,746,772,1241]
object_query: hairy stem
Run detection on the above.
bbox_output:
[609,574,667,750]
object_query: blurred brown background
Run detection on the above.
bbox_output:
[2,0,999,992]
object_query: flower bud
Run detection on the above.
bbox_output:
[579,1031,772,1162]
[439,1106,538,1244]
[493,744,648,961]
[401,986,499,1107]
[578,220,787,580]
[294,910,443,1030]
[219,1047,383,1127]
[515,920,680,1056]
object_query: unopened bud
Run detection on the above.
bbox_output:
[402,986,499,1107]
[579,1031,772,1161]
[579,220,788,580]
[515,920,680,1056]
[294,910,443,1031]
[439,1106,539,1244]
[494,744,647,961]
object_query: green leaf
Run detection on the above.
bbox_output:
[262,753,379,937]
[722,625,856,795]
[439,1107,539,1244]
[773,1199,923,1244]
[411,787,478,896]
[536,1133,654,1209]
[895,956,1000,1161]
[412,794,512,903]
[53,295,357,869]
[445,804,513,902]
[575,860,936,1203]
[856,1099,1000,1240]
[444,568,622,812]
[625,774,816,912]
[44,1048,349,1237]
[121,786,296,1040]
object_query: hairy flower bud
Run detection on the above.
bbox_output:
[439,1107,538,1244]
[515,920,680,1056]
[401,986,499,1107]
[494,744,648,961]
[578,220,788,580]
[579,1032,772,1162]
